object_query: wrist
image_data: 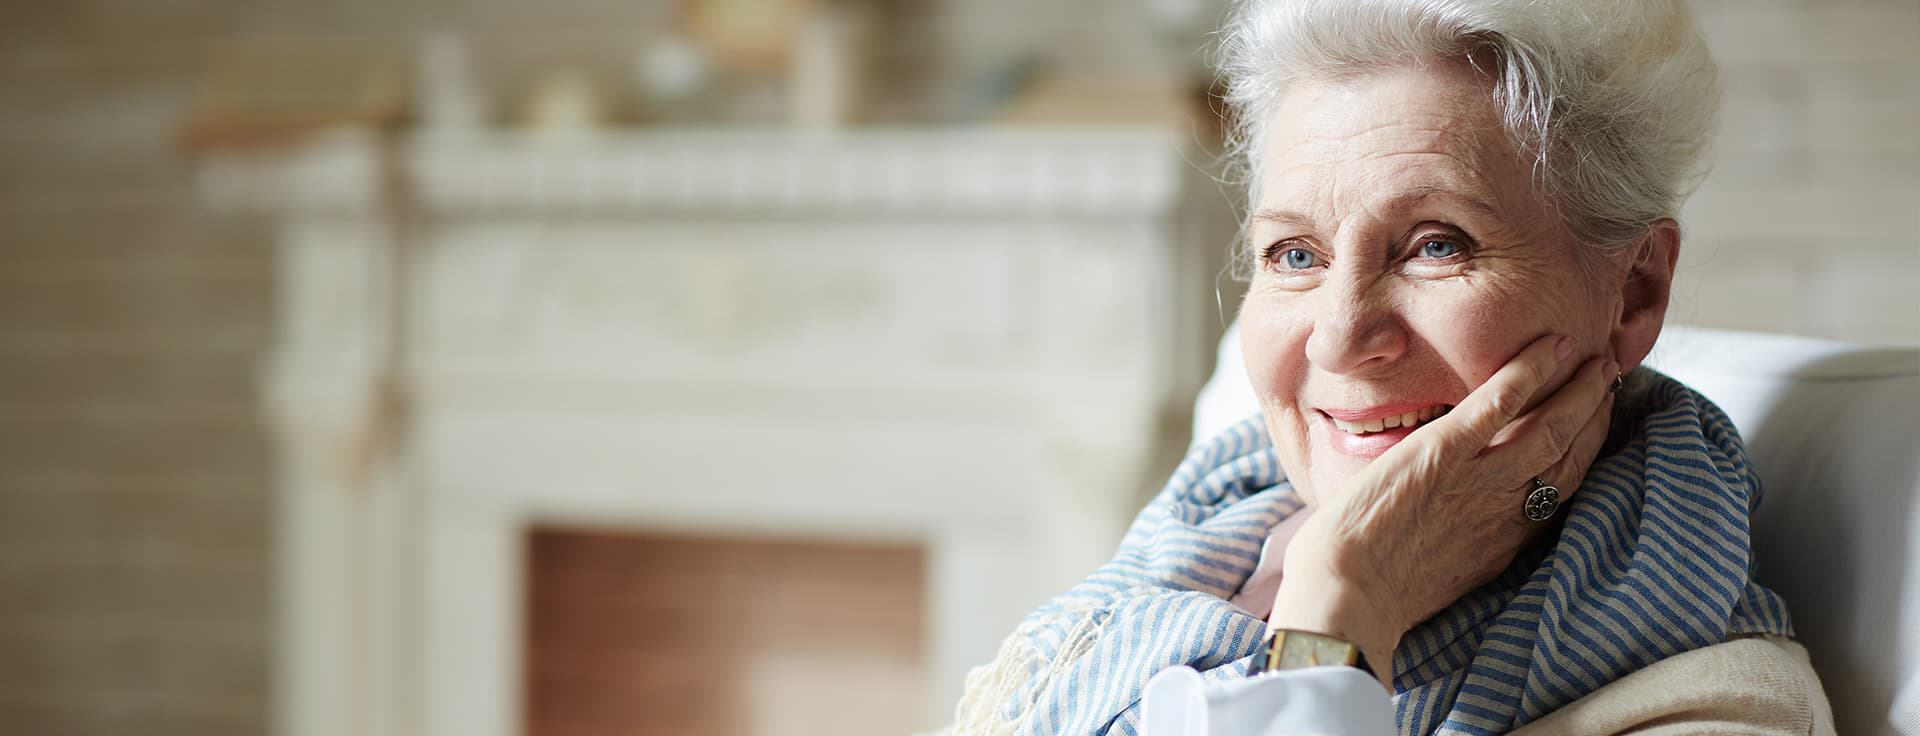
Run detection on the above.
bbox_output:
[1267,573,1403,690]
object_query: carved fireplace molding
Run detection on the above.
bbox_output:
[203,128,1216,736]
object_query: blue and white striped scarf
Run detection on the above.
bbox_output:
[958,370,1793,735]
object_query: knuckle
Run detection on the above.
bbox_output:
[1528,356,1557,385]
[1545,414,1580,450]
[1490,384,1531,419]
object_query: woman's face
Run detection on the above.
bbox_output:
[1241,61,1621,508]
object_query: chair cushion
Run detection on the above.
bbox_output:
[1189,324,1920,734]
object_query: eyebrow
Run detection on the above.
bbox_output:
[1251,184,1503,227]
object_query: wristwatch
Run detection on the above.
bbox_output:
[1245,628,1376,678]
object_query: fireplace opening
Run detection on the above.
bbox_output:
[524,527,928,736]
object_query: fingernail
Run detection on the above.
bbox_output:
[1555,337,1575,361]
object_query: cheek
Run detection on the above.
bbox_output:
[1408,271,1609,387]
[1416,290,1521,385]
[1238,297,1311,397]
[1239,296,1319,499]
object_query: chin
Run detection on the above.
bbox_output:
[1288,443,1382,508]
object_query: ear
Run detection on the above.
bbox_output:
[1609,219,1681,373]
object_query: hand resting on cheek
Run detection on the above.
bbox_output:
[1267,333,1621,689]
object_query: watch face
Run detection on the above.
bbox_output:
[1247,629,1367,677]
[1275,631,1357,670]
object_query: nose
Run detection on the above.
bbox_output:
[1303,276,1407,375]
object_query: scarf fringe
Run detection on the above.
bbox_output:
[953,608,1106,735]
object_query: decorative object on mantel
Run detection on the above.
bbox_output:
[636,34,714,124]
[176,42,409,152]
[518,68,617,136]
[990,74,1209,132]
[788,4,865,130]
[680,0,820,74]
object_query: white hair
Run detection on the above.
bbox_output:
[1218,0,1720,268]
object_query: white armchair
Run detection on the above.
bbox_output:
[1191,324,1920,735]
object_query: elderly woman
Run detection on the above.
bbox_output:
[952,0,1835,734]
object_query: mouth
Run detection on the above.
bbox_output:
[1314,403,1456,459]
[1323,404,1454,436]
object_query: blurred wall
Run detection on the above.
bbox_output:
[0,0,1912,735]
[1676,0,1919,348]
[1,5,277,735]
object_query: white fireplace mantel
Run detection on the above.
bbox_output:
[207,127,1218,736]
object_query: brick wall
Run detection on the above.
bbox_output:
[524,529,925,736]
[0,1,1911,734]
[0,3,274,733]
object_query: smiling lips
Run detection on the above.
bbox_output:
[1324,404,1455,435]
[1317,403,1456,458]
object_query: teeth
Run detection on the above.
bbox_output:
[1330,404,1454,435]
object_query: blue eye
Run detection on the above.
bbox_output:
[1280,247,1320,270]
[1419,239,1463,259]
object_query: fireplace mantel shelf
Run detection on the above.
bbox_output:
[202,128,1185,216]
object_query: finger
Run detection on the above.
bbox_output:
[1490,357,1619,474]
[1548,386,1616,499]
[1435,334,1576,458]
[1489,388,1612,534]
